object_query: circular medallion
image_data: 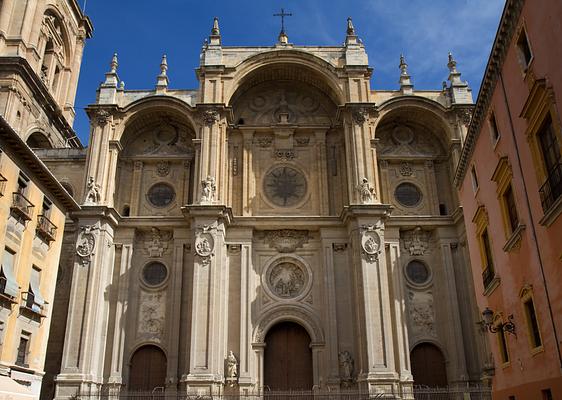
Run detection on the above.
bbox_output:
[267,262,307,299]
[263,166,307,207]
[392,126,414,144]
[394,182,422,207]
[147,182,175,208]
[361,231,381,255]
[142,262,168,287]
[405,260,431,285]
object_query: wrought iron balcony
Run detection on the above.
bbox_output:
[19,291,46,317]
[36,214,57,243]
[10,192,34,222]
[0,173,6,197]
[482,264,495,289]
[539,162,562,212]
[0,277,16,303]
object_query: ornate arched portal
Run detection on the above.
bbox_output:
[128,345,167,391]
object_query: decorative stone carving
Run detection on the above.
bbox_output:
[76,224,98,266]
[200,176,216,203]
[263,230,309,253]
[275,149,295,161]
[144,227,169,257]
[458,107,473,127]
[332,243,347,252]
[93,109,111,125]
[156,161,170,177]
[295,137,310,146]
[268,262,306,299]
[225,351,238,386]
[257,136,273,148]
[402,226,430,256]
[338,351,355,387]
[195,225,214,266]
[254,306,323,343]
[84,176,101,205]
[138,291,166,337]
[399,162,413,176]
[351,108,368,125]
[357,178,376,204]
[360,225,382,262]
[408,291,436,336]
[201,109,219,126]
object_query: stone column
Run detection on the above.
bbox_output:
[238,232,256,389]
[241,131,255,216]
[183,205,232,393]
[129,161,143,215]
[55,209,119,399]
[107,231,134,391]
[439,239,469,383]
[342,206,403,395]
[197,109,227,204]
[315,130,330,215]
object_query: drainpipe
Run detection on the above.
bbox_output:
[498,72,562,370]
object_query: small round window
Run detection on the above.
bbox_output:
[395,182,422,207]
[405,260,430,285]
[147,183,175,207]
[142,262,168,286]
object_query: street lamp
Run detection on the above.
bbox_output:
[482,307,516,336]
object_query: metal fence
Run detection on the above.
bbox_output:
[74,385,491,400]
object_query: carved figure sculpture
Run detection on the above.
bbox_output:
[201,176,216,203]
[357,178,375,204]
[339,350,354,387]
[84,176,101,205]
[226,351,238,379]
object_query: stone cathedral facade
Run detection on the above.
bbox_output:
[39,18,490,399]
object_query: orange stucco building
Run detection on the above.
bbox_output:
[456,0,562,399]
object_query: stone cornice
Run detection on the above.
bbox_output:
[0,116,80,212]
[0,57,83,148]
[454,0,524,187]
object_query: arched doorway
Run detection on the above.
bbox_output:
[410,342,447,387]
[129,345,167,391]
[264,321,313,390]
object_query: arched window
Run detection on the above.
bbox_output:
[410,342,447,387]
[26,132,52,149]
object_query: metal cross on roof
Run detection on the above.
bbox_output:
[273,8,292,34]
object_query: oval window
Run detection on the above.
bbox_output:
[395,182,422,207]
[405,260,430,285]
[147,183,175,207]
[142,262,168,286]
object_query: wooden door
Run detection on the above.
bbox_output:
[129,345,167,391]
[264,321,313,390]
[410,343,447,387]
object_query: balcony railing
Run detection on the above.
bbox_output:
[10,192,34,222]
[0,173,6,197]
[482,265,495,289]
[539,162,562,212]
[36,214,57,243]
[19,291,46,317]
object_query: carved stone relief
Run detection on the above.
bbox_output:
[399,162,413,176]
[201,109,220,126]
[138,291,166,338]
[195,225,215,265]
[338,350,355,387]
[377,125,444,158]
[360,224,382,262]
[402,227,431,256]
[122,123,194,159]
[84,176,101,205]
[200,176,216,204]
[267,262,307,299]
[262,229,309,253]
[156,161,170,177]
[76,224,99,266]
[407,291,436,337]
[143,227,170,257]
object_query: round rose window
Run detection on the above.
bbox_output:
[405,260,430,285]
[395,182,422,207]
[142,262,168,286]
[263,166,307,207]
[147,183,175,207]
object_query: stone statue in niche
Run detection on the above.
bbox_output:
[201,176,216,203]
[225,351,238,386]
[357,178,376,204]
[84,176,101,205]
[338,350,355,387]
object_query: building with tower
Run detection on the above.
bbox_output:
[0,0,91,398]
[35,15,491,399]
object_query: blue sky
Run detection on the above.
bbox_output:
[73,0,505,144]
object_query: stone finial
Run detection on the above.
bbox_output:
[109,53,118,73]
[447,52,457,73]
[156,54,169,91]
[211,17,220,36]
[346,17,355,36]
[399,54,413,95]
[446,52,472,104]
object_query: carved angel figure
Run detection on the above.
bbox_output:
[357,178,375,204]
[84,176,101,205]
[338,350,354,381]
[201,176,216,203]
